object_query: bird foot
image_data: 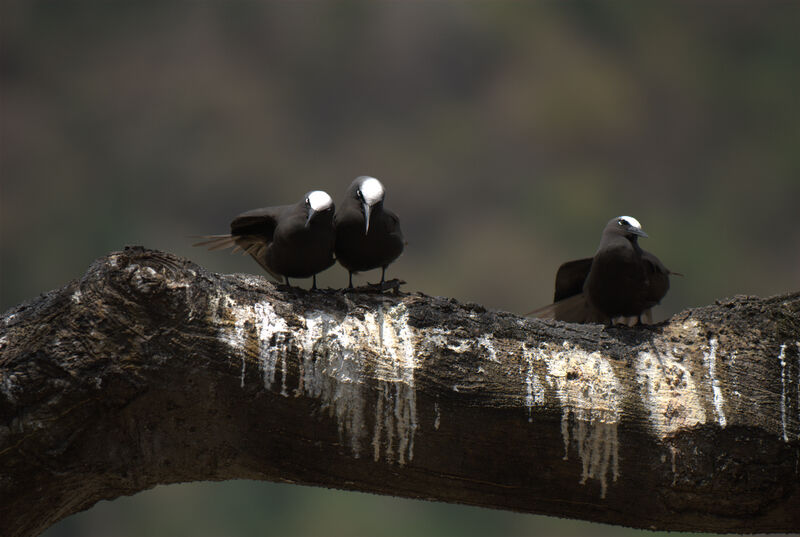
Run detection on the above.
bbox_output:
[373,278,405,293]
[342,279,405,294]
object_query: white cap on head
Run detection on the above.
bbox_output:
[358,176,385,206]
[307,190,333,212]
[617,215,642,230]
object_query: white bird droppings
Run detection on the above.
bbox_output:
[301,311,368,458]
[478,335,499,363]
[778,344,788,442]
[371,304,418,465]
[253,302,291,396]
[216,296,256,388]
[636,349,707,437]
[292,303,419,464]
[428,328,472,353]
[522,344,547,423]
[669,446,678,486]
[544,342,620,499]
[796,342,800,434]
[216,296,292,393]
[702,338,726,428]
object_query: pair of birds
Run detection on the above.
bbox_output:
[531,215,678,325]
[194,176,404,290]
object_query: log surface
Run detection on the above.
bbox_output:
[1,247,798,536]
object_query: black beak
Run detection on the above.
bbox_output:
[629,227,648,238]
[362,201,372,234]
[305,207,315,228]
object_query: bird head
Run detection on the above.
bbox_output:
[304,190,334,228]
[353,176,385,234]
[608,215,648,241]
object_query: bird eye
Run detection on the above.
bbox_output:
[618,219,626,226]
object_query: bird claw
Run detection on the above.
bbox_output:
[372,278,405,293]
[341,279,405,294]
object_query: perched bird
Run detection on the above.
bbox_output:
[194,191,336,289]
[334,176,405,288]
[530,216,676,325]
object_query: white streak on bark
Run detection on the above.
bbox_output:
[478,335,499,363]
[636,350,707,437]
[670,446,678,486]
[702,338,726,428]
[795,341,800,440]
[544,342,620,499]
[301,311,367,458]
[372,304,418,465]
[215,296,292,394]
[778,344,788,442]
[216,296,253,389]
[253,302,290,395]
[796,341,800,437]
[522,344,546,423]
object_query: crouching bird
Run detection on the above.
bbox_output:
[334,176,405,289]
[530,216,678,325]
[194,190,336,290]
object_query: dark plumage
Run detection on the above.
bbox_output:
[334,176,404,288]
[194,191,336,289]
[531,216,676,325]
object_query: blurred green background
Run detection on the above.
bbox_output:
[2,2,799,536]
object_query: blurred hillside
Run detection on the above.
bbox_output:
[2,2,799,536]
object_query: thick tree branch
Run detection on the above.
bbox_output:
[1,247,799,536]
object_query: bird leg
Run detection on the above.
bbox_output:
[311,274,318,291]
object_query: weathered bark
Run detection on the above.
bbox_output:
[1,247,798,536]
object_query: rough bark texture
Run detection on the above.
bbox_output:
[1,247,799,536]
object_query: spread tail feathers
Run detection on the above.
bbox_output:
[191,234,283,283]
[527,294,610,324]
[191,235,238,251]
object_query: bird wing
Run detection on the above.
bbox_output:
[383,209,404,239]
[192,232,280,279]
[230,206,283,240]
[230,207,287,282]
[642,251,671,305]
[641,250,668,274]
[194,207,286,283]
[553,257,593,302]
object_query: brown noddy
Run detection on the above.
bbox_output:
[194,190,336,290]
[530,216,676,325]
[334,176,405,288]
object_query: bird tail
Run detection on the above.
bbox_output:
[192,234,284,283]
[526,303,556,318]
[191,234,239,252]
[527,294,609,324]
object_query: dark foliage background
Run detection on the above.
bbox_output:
[2,2,798,536]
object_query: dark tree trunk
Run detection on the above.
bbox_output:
[1,247,798,536]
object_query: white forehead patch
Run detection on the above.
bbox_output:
[618,215,642,229]
[307,190,333,212]
[358,176,385,206]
